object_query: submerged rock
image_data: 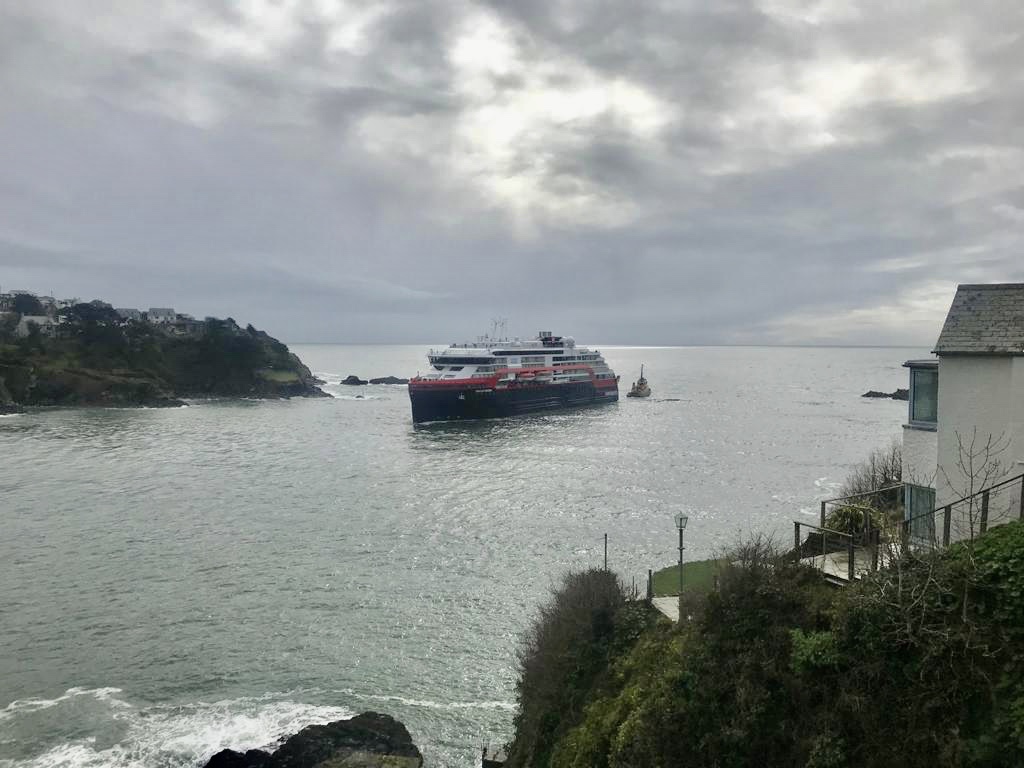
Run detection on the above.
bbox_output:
[201,713,422,768]
[368,376,409,385]
[341,375,368,386]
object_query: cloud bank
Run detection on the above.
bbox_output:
[1,0,1022,343]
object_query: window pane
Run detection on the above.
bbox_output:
[912,369,937,422]
[908,485,936,539]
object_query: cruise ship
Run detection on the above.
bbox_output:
[408,331,619,423]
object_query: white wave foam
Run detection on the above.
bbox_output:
[361,694,514,712]
[0,688,125,722]
[1,690,354,768]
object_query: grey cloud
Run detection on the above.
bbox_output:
[1,0,1023,344]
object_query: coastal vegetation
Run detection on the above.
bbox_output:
[505,522,1024,767]
[0,300,324,408]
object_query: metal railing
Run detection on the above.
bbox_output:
[903,472,1024,550]
[796,473,1024,584]
[793,522,861,582]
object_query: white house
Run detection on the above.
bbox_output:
[116,308,144,322]
[15,315,56,338]
[148,307,176,324]
[902,283,1024,540]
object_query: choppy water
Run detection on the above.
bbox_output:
[0,345,920,767]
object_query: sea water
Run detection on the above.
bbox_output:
[0,345,920,767]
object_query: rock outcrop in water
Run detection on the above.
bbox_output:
[861,388,909,401]
[202,713,422,768]
[341,375,409,386]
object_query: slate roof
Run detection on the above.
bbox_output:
[934,283,1024,355]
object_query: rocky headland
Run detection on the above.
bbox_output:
[0,302,326,408]
[202,712,422,768]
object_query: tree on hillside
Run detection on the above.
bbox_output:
[0,312,17,341]
[65,302,121,327]
[13,293,44,316]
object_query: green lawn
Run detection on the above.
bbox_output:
[651,558,725,597]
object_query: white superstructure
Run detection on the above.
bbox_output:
[415,331,617,385]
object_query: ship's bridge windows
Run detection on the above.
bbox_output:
[447,366,464,371]
[521,355,547,364]
[493,350,559,356]
[429,356,496,365]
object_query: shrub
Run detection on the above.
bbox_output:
[825,504,885,536]
[506,569,638,768]
[839,439,902,511]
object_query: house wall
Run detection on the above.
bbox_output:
[935,355,1023,527]
[1013,357,1024,475]
[902,424,936,489]
[15,315,54,337]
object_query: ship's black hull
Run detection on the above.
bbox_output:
[409,382,618,423]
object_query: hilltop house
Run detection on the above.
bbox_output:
[148,307,176,324]
[902,283,1024,540]
[116,308,144,322]
[170,313,204,336]
[15,315,57,338]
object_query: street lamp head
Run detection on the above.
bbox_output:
[675,513,688,530]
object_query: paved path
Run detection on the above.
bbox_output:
[652,597,679,622]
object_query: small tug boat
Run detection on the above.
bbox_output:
[626,365,651,398]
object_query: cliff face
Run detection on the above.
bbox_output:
[0,317,326,407]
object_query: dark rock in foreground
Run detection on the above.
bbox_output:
[862,388,909,401]
[368,376,409,385]
[203,713,422,768]
[341,375,368,386]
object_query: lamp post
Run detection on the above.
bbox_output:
[675,513,688,623]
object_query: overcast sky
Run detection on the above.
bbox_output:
[1,1,1022,344]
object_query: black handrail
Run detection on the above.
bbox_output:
[820,484,905,505]
[794,521,857,581]
[903,472,1024,543]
